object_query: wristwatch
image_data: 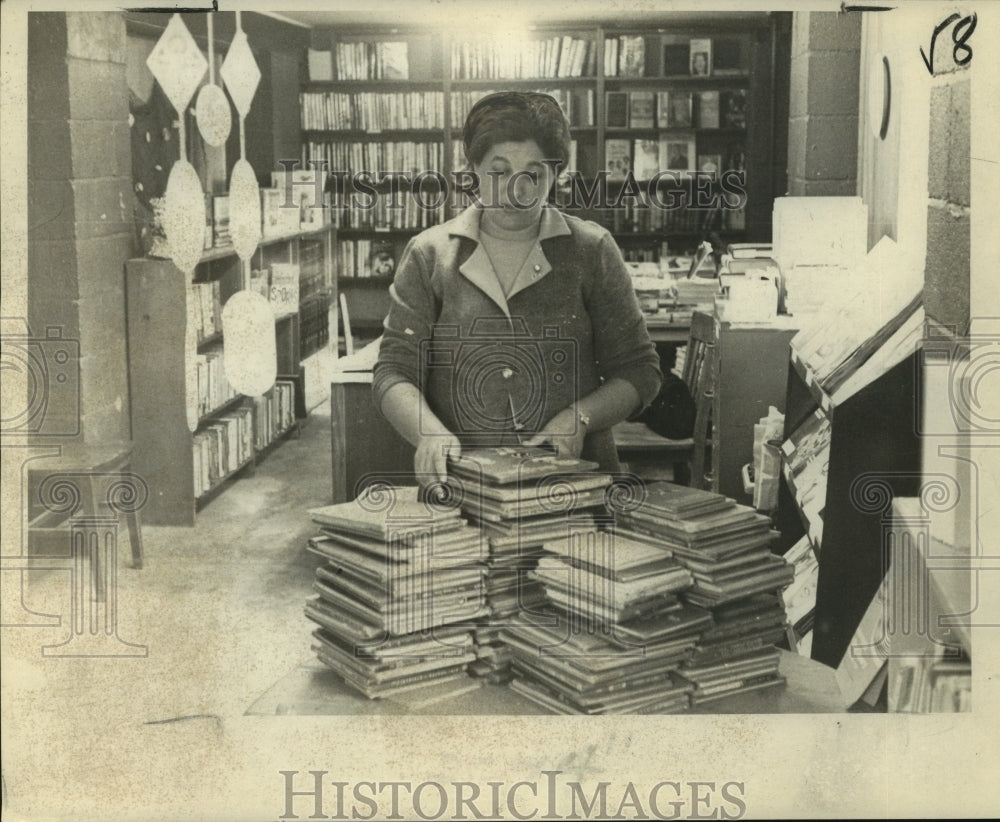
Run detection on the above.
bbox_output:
[576,409,591,428]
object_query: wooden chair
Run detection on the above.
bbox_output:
[339,292,355,357]
[612,311,717,487]
[683,310,718,491]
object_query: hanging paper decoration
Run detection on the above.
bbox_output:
[221,291,277,397]
[146,13,208,275]
[220,18,262,261]
[195,14,232,147]
[219,12,275,398]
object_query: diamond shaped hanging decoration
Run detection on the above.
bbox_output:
[145,14,207,115]
[220,29,260,120]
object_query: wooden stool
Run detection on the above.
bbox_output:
[27,444,146,602]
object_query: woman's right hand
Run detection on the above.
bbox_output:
[415,431,462,487]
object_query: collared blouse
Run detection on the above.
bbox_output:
[373,204,662,471]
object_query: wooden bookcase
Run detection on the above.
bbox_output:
[299,17,788,339]
[125,226,335,525]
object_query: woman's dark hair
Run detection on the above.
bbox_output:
[462,91,571,170]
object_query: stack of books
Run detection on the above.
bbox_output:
[616,482,794,703]
[304,487,489,699]
[447,447,612,684]
[504,606,703,715]
[503,526,714,714]
[678,641,785,706]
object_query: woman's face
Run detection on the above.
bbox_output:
[473,139,556,231]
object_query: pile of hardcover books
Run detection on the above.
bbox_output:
[505,525,714,714]
[304,486,488,700]
[616,482,794,704]
[447,447,612,684]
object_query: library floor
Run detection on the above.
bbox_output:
[3,398,860,817]
[6,398,849,731]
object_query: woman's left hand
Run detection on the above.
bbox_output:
[522,407,587,458]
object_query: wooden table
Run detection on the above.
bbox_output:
[329,369,413,504]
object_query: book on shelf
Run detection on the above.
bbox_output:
[662,41,689,75]
[380,41,409,80]
[212,195,230,247]
[307,48,334,82]
[618,35,646,77]
[268,263,300,318]
[697,90,720,129]
[721,89,748,128]
[192,280,222,342]
[689,38,712,76]
[301,90,446,132]
[712,38,743,75]
[450,36,593,80]
[629,91,655,128]
[368,241,396,278]
[192,405,254,497]
[604,37,619,77]
[633,139,660,181]
[261,188,291,238]
[203,194,213,250]
[657,91,692,128]
[698,153,722,174]
[605,91,629,128]
[335,40,409,81]
[605,139,632,180]
[659,133,695,173]
[249,267,269,301]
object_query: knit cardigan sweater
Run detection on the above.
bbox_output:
[373,204,662,471]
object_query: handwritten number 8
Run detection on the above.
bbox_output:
[921,13,976,75]
[952,13,976,67]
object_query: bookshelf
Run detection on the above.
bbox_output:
[300,19,786,338]
[126,226,335,525]
[774,311,925,669]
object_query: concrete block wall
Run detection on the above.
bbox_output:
[924,68,970,331]
[28,12,135,445]
[787,11,861,195]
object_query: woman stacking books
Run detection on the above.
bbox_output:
[306,92,792,713]
[373,90,662,482]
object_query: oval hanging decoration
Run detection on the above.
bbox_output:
[221,290,277,397]
[194,14,232,148]
[145,13,208,276]
[229,158,262,261]
[162,161,206,276]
